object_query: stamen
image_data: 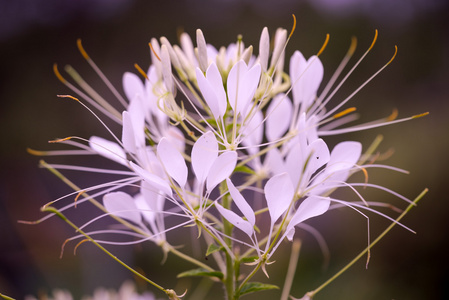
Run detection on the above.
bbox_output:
[134,63,149,80]
[316,34,330,57]
[53,63,67,84]
[75,39,128,108]
[288,14,297,39]
[149,43,161,61]
[332,107,356,119]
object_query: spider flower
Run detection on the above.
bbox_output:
[27,21,427,299]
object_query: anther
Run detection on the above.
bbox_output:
[317,34,330,57]
[332,107,356,119]
[368,30,378,52]
[74,190,86,208]
[149,43,161,61]
[412,112,429,119]
[134,63,149,80]
[53,63,67,84]
[387,108,398,121]
[57,94,80,102]
[77,39,90,60]
[48,137,73,143]
[289,14,297,39]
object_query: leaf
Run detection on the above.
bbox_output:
[205,243,223,256]
[239,282,279,296]
[177,268,223,280]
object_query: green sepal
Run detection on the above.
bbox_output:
[239,282,279,296]
[239,256,259,264]
[234,165,256,175]
[177,268,224,280]
[206,243,223,256]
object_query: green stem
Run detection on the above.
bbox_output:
[305,188,428,299]
[167,244,215,272]
[0,293,15,300]
[220,182,235,300]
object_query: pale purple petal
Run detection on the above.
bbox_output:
[266,93,293,142]
[226,178,255,226]
[265,172,294,225]
[264,148,286,176]
[206,151,237,193]
[227,60,261,116]
[89,136,127,166]
[157,137,188,188]
[286,196,330,240]
[104,191,141,224]
[327,141,361,173]
[192,132,218,184]
[122,111,136,154]
[305,138,330,176]
[130,161,172,197]
[215,202,254,237]
[122,72,144,101]
[195,63,226,119]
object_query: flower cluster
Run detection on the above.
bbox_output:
[28,21,426,299]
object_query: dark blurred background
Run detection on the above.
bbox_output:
[1,0,448,299]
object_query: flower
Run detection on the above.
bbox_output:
[27,20,427,299]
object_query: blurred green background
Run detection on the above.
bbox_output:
[1,0,448,299]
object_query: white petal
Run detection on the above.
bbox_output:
[259,27,269,72]
[327,141,361,173]
[226,178,255,225]
[134,193,155,224]
[227,61,261,116]
[215,202,253,237]
[265,173,294,225]
[122,111,136,154]
[264,148,286,176]
[122,72,144,101]
[206,151,237,193]
[130,161,172,197]
[305,138,330,176]
[192,132,218,184]
[104,191,141,224]
[240,109,263,153]
[89,136,127,166]
[157,137,188,188]
[287,196,330,232]
[195,63,226,119]
[266,93,293,142]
